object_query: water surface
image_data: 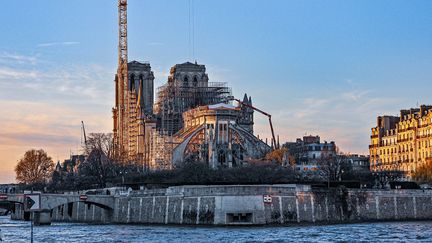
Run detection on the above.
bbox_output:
[1,216,431,242]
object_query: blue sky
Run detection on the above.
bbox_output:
[0,0,431,183]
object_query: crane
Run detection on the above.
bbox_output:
[81,121,87,146]
[227,97,279,150]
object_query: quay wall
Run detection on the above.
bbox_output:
[13,185,432,225]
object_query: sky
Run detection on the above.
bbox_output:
[0,0,431,183]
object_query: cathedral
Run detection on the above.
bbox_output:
[112,0,269,170]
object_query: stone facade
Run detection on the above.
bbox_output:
[171,103,270,168]
[283,135,337,171]
[128,61,154,115]
[154,62,232,136]
[113,61,259,170]
[113,60,155,161]
[369,105,432,178]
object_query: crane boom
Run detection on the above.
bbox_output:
[228,98,279,150]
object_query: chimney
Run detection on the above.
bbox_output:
[377,116,382,127]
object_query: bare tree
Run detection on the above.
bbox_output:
[320,155,350,186]
[15,149,54,184]
[79,133,117,188]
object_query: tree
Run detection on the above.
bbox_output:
[265,148,288,164]
[15,149,54,184]
[413,158,432,184]
[320,155,350,185]
[79,133,117,188]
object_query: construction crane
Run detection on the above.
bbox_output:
[113,0,129,154]
[81,121,87,146]
[227,97,279,150]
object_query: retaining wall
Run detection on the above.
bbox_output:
[14,185,432,225]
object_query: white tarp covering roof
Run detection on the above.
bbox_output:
[208,103,236,110]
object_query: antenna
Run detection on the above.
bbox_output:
[192,0,195,61]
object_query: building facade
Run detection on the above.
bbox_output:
[370,105,432,178]
[345,154,370,173]
[154,62,232,136]
[171,103,270,168]
[113,60,155,161]
[283,135,336,171]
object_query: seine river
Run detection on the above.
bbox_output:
[1,216,432,242]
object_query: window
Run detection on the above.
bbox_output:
[193,76,198,87]
[183,76,189,86]
[227,213,253,223]
[130,73,135,90]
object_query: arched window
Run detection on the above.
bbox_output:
[139,74,144,90]
[193,76,198,87]
[130,74,135,91]
[183,76,189,87]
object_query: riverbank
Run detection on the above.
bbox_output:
[8,184,432,226]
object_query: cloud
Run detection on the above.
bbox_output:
[0,51,115,182]
[0,67,40,80]
[0,52,38,65]
[37,41,80,47]
[0,132,78,147]
[253,85,406,155]
[0,63,113,102]
[341,90,370,101]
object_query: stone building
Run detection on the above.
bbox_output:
[283,135,336,171]
[128,61,154,115]
[112,60,264,170]
[113,60,155,160]
[111,1,265,169]
[54,154,86,174]
[369,105,432,178]
[344,154,370,173]
[237,94,254,134]
[154,62,232,136]
[171,103,270,168]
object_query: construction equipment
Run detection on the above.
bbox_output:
[81,121,87,146]
[227,97,279,150]
[113,0,129,155]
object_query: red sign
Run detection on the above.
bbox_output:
[263,195,272,204]
[79,195,88,201]
[0,194,7,200]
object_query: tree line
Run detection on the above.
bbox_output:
[15,133,423,192]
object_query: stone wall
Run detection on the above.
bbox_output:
[12,185,432,225]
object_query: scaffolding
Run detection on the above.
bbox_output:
[127,90,138,159]
[155,81,232,136]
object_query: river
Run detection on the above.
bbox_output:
[1,216,432,242]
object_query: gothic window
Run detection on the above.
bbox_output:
[183,76,189,87]
[130,74,135,91]
[193,76,198,87]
